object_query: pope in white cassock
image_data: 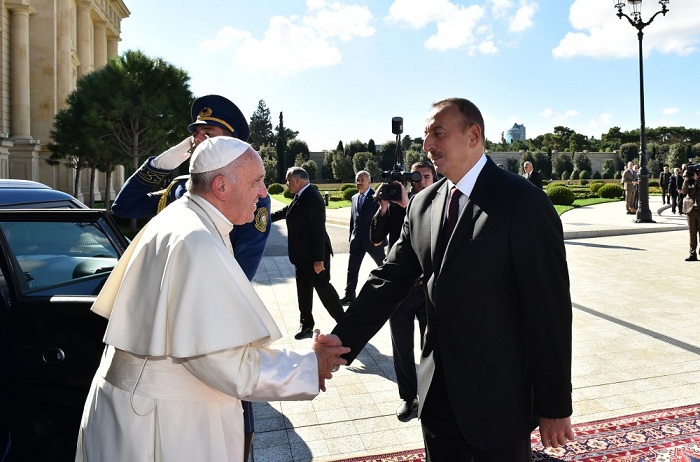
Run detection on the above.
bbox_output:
[76,136,349,462]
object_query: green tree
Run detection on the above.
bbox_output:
[332,153,354,181]
[300,159,318,180]
[401,135,412,151]
[259,144,278,182]
[666,143,687,168]
[367,139,376,154]
[573,152,592,173]
[378,141,398,171]
[48,50,192,207]
[287,139,310,167]
[532,151,552,180]
[352,151,381,179]
[619,143,639,163]
[552,152,573,178]
[336,140,344,153]
[275,112,287,181]
[344,140,368,158]
[248,99,274,149]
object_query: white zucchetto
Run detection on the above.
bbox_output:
[190,136,251,174]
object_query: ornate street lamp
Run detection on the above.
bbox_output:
[613,0,669,223]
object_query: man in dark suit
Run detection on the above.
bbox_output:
[523,161,543,189]
[272,167,345,340]
[323,98,574,461]
[339,171,387,304]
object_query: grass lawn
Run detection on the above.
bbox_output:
[554,197,620,215]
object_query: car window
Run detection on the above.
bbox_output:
[0,220,119,295]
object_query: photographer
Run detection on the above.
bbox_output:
[681,167,700,261]
[370,161,436,422]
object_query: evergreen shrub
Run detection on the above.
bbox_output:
[546,184,575,206]
[343,187,359,200]
[340,183,355,191]
[598,184,623,199]
[267,183,284,194]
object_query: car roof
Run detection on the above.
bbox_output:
[0,180,87,209]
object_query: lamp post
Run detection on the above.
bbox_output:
[613,0,669,223]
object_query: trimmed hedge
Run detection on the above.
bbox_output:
[589,181,605,194]
[546,184,575,205]
[340,183,355,191]
[598,183,623,199]
[342,187,359,200]
[267,183,284,194]
[283,188,295,199]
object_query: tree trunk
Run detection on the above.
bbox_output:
[89,167,96,207]
[73,167,81,198]
[103,162,113,210]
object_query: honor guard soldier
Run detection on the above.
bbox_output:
[110,94,270,460]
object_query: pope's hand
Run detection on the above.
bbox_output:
[151,136,195,170]
[312,330,350,392]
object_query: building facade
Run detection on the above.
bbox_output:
[505,123,526,144]
[0,0,130,200]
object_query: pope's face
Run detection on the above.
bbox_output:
[224,151,267,225]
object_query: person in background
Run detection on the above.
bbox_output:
[339,171,386,305]
[322,97,574,461]
[371,161,436,422]
[622,161,638,214]
[110,95,268,460]
[271,167,345,340]
[76,137,349,462]
[681,167,700,261]
[523,161,542,189]
[669,167,683,214]
[659,164,671,205]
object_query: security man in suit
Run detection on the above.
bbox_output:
[110,94,269,461]
[523,161,543,189]
[339,171,387,305]
[271,166,345,340]
[323,98,574,461]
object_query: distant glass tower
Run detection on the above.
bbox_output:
[505,123,526,143]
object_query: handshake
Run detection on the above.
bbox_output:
[311,330,351,392]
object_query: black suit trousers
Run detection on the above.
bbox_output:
[389,284,427,401]
[295,256,345,328]
[344,244,386,297]
[421,356,532,462]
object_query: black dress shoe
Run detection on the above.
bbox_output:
[294,325,314,340]
[686,254,698,262]
[339,295,355,305]
[396,398,418,422]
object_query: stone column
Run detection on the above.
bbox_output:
[76,1,93,77]
[7,3,36,140]
[56,0,72,108]
[93,20,107,68]
[107,36,119,60]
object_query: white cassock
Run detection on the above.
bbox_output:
[76,194,319,462]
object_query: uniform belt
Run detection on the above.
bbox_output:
[102,346,228,402]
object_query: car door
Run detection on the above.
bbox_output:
[0,209,129,462]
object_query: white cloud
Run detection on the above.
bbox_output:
[425,5,486,51]
[509,1,537,33]
[199,2,374,76]
[540,107,579,124]
[663,107,679,115]
[553,0,700,59]
[386,0,460,29]
[490,0,514,20]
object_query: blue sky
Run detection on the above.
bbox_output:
[119,0,700,152]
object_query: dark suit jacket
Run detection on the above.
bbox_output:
[349,188,386,251]
[332,157,572,449]
[525,170,543,189]
[271,185,333,266]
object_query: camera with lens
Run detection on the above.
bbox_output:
[684,164,700,184]
[377,117,421,201]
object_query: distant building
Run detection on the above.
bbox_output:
[505,123,526,143]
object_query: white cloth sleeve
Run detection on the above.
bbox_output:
[182,346,319,402]
[151,137,194,170]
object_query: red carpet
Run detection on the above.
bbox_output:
[331,403,700,461]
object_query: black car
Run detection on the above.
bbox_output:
[0,182,130,461]
[0,180,88,209]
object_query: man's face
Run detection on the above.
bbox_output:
[627,162,634,169]
[410,167,434,194]
[524,163,533,174]
[286,175,302,194]
[192,125,228,146]
[664,166,669,172]
[355,174,370,194]
[423,104,480,183]
[222,151,267,225]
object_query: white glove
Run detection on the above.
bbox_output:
[151,137,194,170]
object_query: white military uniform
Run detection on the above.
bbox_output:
[76,194,319,462]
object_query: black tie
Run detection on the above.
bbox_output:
[442,186,463,248]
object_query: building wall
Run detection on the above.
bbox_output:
[0,0,129,200]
